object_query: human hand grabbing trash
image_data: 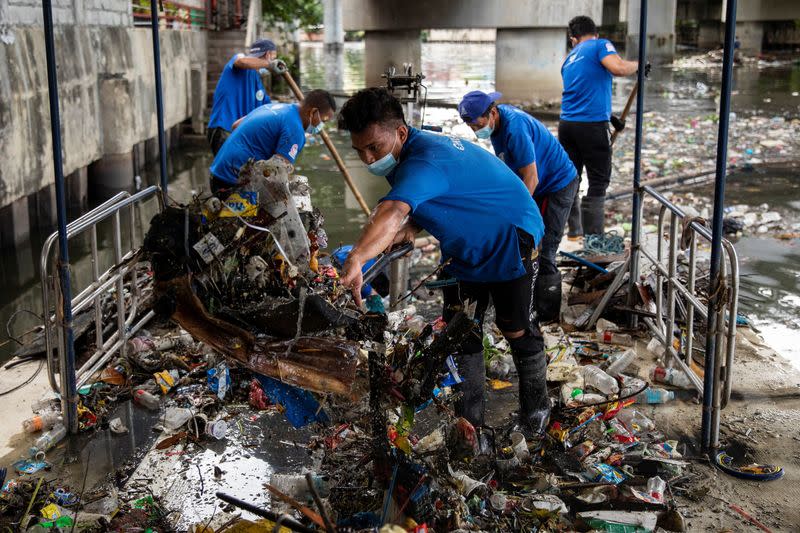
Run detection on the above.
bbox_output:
[340,254,365,308]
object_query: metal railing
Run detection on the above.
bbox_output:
[41,186,162,394]
[633,185,739,447]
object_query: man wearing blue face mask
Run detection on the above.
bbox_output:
[207,39,278,155]
[208,89,336,197]
[458,91,578,322]
[338,87,551,438]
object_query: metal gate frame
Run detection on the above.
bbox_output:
[41,186,162,399]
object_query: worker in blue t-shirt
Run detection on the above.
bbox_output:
[559,16,639,239]
[209,89,336,197]
[338,88,550,437]
[207,39,278,156]
[458,90,579,322]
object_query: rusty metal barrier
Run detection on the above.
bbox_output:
[41,186,162,394]
[633,185,739,446]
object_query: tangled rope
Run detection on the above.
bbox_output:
[582,232,625,256]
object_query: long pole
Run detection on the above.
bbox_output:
[150,0,169,202]
[277,64,372,216]
[610,81,639,146]
[42,0,79,434]
[702,0,737,453]
[627,0,648,327]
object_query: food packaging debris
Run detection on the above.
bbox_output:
[521,494,569,515]
[578,510,658,532]
[219,191,259,217]
[509,431,530,461]
[192,232,225,264]
[586,463,627,484]
[447,464,487,497]
[488,379,513,390]
[413,428,445,454]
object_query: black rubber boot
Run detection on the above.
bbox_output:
[453,351,486,428]
[567,190,583,239]
[534,272,562,323]
[509,333,550,438]
[581,195,606,236]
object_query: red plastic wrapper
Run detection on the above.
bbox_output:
[248,378,271,410]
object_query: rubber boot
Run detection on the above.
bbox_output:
[567,190,583,239]
[453,351,486,428]
[509,336,550,438]
[534,272,562,323]
[581,195,606,236]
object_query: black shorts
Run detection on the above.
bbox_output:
[207,127,230,156]
[443,229,540,337]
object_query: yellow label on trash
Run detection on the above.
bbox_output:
[41,503,62,519]
[154,370,175,395]
[219,191,259,218]
[489,379,513,390]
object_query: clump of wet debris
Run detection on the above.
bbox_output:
[2,154,747,532]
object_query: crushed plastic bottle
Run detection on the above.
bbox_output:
[133,389,160,411]
[580,365,620,395]
[29,423,67,457]
[651,366,693,389]
[615,409,655,433]
[635,387,675,404]
[606,349,636,377]
[618,374,648,397]
[598,331,635,347]
[22,410,62,434]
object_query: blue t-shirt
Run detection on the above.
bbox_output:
[491,104,576,198]
[208,54,270,132]
[210,103,305,184]
[381,128,544,283]
[560,38,618,122]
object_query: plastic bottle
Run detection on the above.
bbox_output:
[647,476,666,503]
[133,389,160,410]
[618,374,647,397]
[635,387,675,404]
[598,330,635,347]
[580,365,620,395]
[22,410,62,433]
[29,423,67,457]
[615,409,655,433]
[606,349,637,377]
[651,366,693,389]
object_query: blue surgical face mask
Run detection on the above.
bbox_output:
[475,120,494,140]
[367,132,399,177]
[306,110,324,135]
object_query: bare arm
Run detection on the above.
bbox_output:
[601,54,639,77]
[231,117,245,130]
[518,162,539,195]
[341,200,411,306]
[233,54,271,71]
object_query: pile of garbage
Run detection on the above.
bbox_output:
[670,49,796,70]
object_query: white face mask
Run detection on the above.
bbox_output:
[306,110,324,134]
[366,131,399,177]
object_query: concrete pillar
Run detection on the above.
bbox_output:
[31,184,57,230]
[364,30,421,88]
[66,167,88,216]
[0,196,31,249]
[88,152,135,201]
[495,28,565,103]
[144,137,159,165]
[626,0,677,62]
[602,0,621,26]
[324,0,345,91]
[191,65,207,134]
[735,21,763,53]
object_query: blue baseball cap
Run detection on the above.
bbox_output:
[458,91,502,123]
[247,39,277,57]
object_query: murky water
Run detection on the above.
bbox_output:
[0,42,798,372]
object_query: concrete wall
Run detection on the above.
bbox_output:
[626,0,677,61]
[0,27,206,209]
[724,0,800,22]
[342,0,602,31]
[0,0,132,27]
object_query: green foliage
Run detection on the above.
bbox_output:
[262,0,322,31]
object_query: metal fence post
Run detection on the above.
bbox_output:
[627,0,648,327]
[150,0,170,202]
[702,0,738,453]
[42,0,79,434]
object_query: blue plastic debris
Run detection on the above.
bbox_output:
[255,375,329,428]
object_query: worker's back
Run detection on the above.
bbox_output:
[382,128,544,283]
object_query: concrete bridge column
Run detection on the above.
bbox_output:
[626,0,677,62]
[735,21,763,53]
[364,30,421,88]
[495,28,565,103]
